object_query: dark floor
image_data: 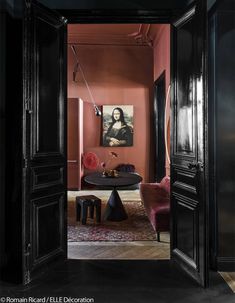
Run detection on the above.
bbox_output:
[0,260,234,303]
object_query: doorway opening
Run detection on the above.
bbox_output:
[66,23,171,260]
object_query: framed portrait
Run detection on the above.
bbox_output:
[102,105,134,147]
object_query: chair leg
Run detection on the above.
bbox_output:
[76,203,81,221]
[90,205,94,219]
[96,204,101,223]
[157,231,160,242]
[81,204,88,225]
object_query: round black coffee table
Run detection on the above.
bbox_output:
[84,172,142,221]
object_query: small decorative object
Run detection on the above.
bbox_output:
[82,152,100,170]
[102,105,134,147]
[102,169,119,178]
[101,151,119,177]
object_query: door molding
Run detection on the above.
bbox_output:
[59,9,180,24]
[153,71,166,182]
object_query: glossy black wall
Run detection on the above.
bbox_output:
[0,0,23,279]
[0,8,6,276]
[12,0,217,11]
[209,0,235,271]
[18,0,193,10]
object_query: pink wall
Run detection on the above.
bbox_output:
[150,25,171,176]
[68,45,153,182]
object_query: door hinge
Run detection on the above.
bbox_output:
[23,158,28,169]
[61,16,68,24]
[25,98,32,114]
[24,243,31,284]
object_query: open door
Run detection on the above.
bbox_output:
[22,0,67,284]
[170,0,208,286]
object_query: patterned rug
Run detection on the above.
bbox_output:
[68,189,141,202]
[68,201,157,242]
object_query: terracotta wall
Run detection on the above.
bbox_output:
[68,44,153,182]
[150,24,171,176]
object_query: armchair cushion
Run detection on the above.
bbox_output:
[159,176,170,195]
[140,176,170,239]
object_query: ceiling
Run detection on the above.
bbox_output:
[68,24,161,46]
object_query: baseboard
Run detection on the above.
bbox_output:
[217,257,235,271]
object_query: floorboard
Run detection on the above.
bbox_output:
[220,272,235,293]
[68,238,170,259]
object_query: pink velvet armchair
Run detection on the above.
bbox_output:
[140,176,170,242]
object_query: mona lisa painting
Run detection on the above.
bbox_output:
[102,105,134,147]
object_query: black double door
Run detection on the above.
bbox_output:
[22,0,208,287]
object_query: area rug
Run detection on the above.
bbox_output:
[68,189,141,202]
[68,201,157,242]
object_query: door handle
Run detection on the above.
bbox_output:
[188,162,204,170]
[188,162,197,169]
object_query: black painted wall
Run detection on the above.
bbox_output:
[4,0,199,16]
[20,0,192,10]
[0,9,6,276]
[209,0,235,271]
[0,0,23,279]
[5,15,23,282]
[4,0,215,19]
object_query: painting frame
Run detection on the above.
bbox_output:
[102,105,134,147]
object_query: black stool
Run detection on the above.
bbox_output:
[75,195,101,225]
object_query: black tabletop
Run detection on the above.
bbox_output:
[84,172,142,188]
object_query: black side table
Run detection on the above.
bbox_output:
[84,172,142,221]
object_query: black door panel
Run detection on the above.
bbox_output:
[171,0,208,286]
[31,193,65,267]
[30,165,64,192]
[23,0,67,284]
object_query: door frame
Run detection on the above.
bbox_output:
[153,71,166,182]
[61,7,209,283]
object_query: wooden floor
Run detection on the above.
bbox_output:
[220,272,235,293]
[68,190,170,260]
[1,261,233,303]
[69,234,170,260]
